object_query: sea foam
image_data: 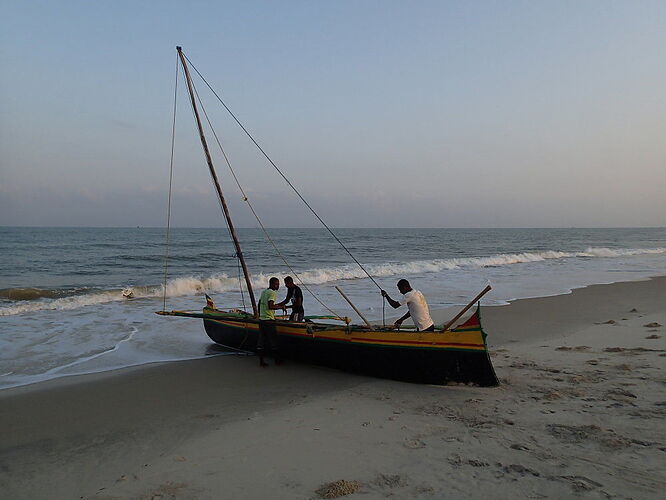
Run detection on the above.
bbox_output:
[1,246,663,317]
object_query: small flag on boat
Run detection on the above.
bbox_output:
[205,294,215,308]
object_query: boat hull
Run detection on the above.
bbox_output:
[202,306,499,386]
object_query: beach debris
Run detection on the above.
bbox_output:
[602,319,616,324]
[646,334,661,339]
[315,480,363,499]
[643,322,662,328]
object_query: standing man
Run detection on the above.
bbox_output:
[258,277,286,366]
[280,276,304,322]
[381,279,435,331]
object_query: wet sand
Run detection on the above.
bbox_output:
[1,276,665,499]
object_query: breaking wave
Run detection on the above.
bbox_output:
[1,246,663,316]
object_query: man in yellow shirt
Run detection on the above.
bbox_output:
[258,277,285,366]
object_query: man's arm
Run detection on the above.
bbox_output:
[277,288,292,308]
[394,311,411,329]
[267,300,285,311]
[380,290,401,309]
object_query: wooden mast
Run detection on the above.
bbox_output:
[176,46,258,317]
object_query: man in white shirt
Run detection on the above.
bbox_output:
[381,279,435,331]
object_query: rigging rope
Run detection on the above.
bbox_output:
[183,53,383,292]
[162,54,179,311]
[190,78,345,320]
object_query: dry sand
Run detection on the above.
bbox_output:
[1,276,665,499]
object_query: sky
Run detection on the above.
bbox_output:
[1,0,665,228]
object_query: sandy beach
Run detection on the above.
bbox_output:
[1,276,665,499]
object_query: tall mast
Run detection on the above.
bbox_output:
[177,46,258,317]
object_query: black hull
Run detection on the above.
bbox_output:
[203,319,499,387]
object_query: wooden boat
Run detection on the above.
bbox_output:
[157,47,499,387]
[163,304,498,386]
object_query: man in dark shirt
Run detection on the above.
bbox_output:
[280,276,304,321]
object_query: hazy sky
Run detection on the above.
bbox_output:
[1,0,665,228]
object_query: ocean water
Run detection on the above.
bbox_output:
[1,226,665,389]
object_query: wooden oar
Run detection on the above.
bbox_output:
[441,285,492,332]
[335,286,373,329]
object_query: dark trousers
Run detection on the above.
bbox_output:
[258,320,280,358]
[289,308,304,322]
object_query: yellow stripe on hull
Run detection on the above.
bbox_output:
[208,318,488,352]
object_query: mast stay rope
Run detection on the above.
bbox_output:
[183,53,383,292]
[189,76,345,320]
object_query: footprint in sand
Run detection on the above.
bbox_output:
[373,473,407,489]
[605,389,637,401]
[502,463,540,477]
[613,363,633,371]
[596,319,617,325]
[559,475,603,492]
[644,322,662,328]
[646,334,661,339]
[404,438,427,449]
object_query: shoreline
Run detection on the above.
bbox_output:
[2,274,664,393]
[1,275,665,499]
